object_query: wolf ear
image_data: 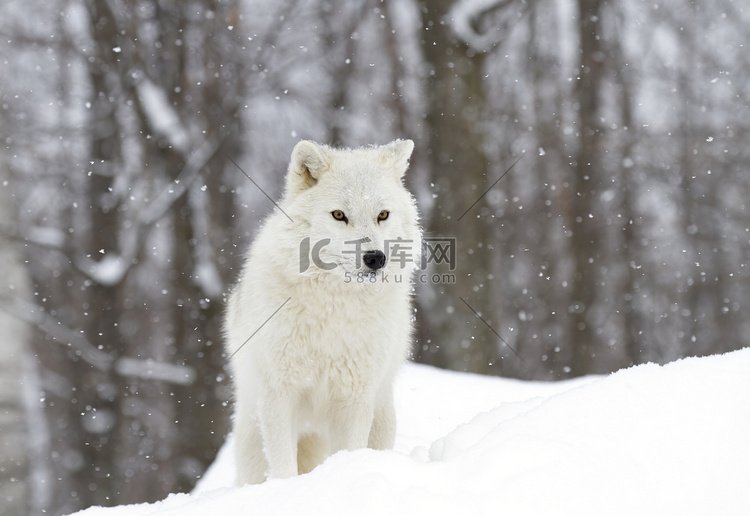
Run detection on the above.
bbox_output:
[382,139,414,179]
[288,140,330,193]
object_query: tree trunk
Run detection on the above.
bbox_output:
[569,0,606,375]
[0,152,31,516]
[417,0,499,373]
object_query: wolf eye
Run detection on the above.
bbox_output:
[377,210,389,222]
[331,210,348,222]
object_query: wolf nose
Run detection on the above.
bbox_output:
[363,250,386,271]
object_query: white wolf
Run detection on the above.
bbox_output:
[224,139,421,485]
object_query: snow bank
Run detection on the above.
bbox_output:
[72,349,750,516]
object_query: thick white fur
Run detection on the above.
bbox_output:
[224,139,421,485]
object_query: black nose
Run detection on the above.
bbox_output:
[363,250,386,271]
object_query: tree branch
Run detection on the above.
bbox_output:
[0,293,113,371]
[449,0,524,52]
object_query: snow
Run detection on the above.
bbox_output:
[78,254,130,287]
[114,357,196,386]
[135,78,191,153]
[449,0,505,52]
[71,349,750,516]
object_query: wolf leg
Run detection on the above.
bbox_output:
[259,391,298,479]
[297,433,328,474]
[330,400,374,453]
[368,393,396,450]
[234,410,268,485]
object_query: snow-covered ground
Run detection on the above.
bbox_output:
[73,349,750,516]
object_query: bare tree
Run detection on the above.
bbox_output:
[567,0,609,374]
[6,0,245,512]
[416,0,503,374]
[0,147,32,516]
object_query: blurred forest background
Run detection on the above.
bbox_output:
[1,0,748,514]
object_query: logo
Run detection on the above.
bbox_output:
[298,236,457,284]
[421,237,456,271]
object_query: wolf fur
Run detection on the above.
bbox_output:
[224,139,421,484]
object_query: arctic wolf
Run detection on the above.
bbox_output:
[224,139,421,485]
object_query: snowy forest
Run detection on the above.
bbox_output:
[0,0,748,514]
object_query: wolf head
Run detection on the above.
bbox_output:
[280,139,421,281]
